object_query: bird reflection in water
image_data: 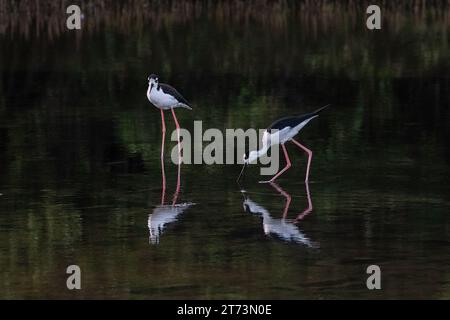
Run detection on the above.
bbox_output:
[242,182,318,248]
[148,202,194,245]
[148,118,194,245]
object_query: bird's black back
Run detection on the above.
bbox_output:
[267,105,329,131]
[159,83,189,105]
[267,116,308,131]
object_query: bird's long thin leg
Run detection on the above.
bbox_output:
[171,108,181,204]
[160,109,166,205]
[294,182,313,223]
[171,108,182,161]
[291,138,312,183]
[269,182,292,219]
[259,144,291,183]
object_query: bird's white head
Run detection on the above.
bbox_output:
[243,151,259,165]
[148,74,159,90]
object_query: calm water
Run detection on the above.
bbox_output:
[1,2,450,299]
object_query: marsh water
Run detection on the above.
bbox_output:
[1,2,450,299]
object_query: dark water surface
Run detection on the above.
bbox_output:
[1,2,450,299]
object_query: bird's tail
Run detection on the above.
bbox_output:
[178,103,192,110]
[313,104,331,115]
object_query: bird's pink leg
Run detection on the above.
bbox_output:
[160,109,166,205]
[259,144,291,183]
[291,138,312,183]
[269,182,292,219]
[171,108,181,204]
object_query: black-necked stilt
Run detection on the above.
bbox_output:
[147,74,192,112]
[237,104,330,184]
[147,74,191,192]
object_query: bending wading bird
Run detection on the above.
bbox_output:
[147,74,191,191]
[237,105,330,183]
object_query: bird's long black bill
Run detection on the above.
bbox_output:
[237,163,247,183]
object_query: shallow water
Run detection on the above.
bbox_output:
[0,2,450,299]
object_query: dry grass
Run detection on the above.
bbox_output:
[0,0,449,40]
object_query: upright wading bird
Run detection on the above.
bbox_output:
[237,105,330,184]
[147,74,191,193]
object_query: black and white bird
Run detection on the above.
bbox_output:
[237,104,330,184]
[147,74,191,184]
[147,74,191,111]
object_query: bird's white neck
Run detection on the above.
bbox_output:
[257,145,270,158]
[147,82,159,94]
[248,145,270,164]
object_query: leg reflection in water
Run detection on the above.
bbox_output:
[242,182,318,248]
[269,181,313,223]
[148,136,194,245]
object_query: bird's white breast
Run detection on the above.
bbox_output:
[147,86,178,109]
[268,116,318,144]
[266,127,293,145]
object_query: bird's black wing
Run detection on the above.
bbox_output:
[267,105,330,132]
[159,83,190,105]
[267,116,304,131]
